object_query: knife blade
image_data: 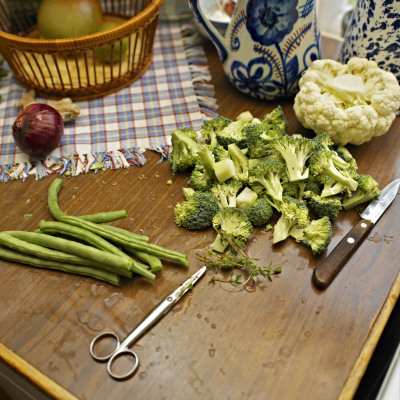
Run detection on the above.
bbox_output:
[312,178,400,289]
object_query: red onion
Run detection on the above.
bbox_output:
[12,103,64,158]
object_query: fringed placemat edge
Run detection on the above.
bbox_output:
[0,22,218,183]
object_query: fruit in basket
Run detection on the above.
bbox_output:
[37,0,103,39]
[95,23,129,63]
[12,103,64,158]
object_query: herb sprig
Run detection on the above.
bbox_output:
[197,235,281,288]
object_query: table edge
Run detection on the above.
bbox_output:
[0,343,78,400]
[339,271,400,400]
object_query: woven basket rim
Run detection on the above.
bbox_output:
[0,0,163,51]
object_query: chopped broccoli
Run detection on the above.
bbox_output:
[174,191,219,230]
[289,216,332,255]
[261,105,288,132]
[216,116,250,149]
[336,145,358,172]
[318,175,351,197]
[211,207,253,253]
[228,143,249,183]
[236,187,258,211]
[201,116,232,147]
[269,136,316,182]
[189,146,216,191]
[246,197,273,226]
[169,129,202,173]
[304,175,322,196]
[245,122,286,158]
[248,160,287,203]
[342,174,381,210]
[182,187,195,198]
[272,196,310,244]
[211,179,243,208]
[309,149,358,192]
[282,180,307,201]
[213,144,229,162]
[307,192,342,220]
[313,134,357,174]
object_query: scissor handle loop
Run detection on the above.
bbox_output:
[107,349,140,380]
[89,331,121,361]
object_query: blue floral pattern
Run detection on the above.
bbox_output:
[246,0,299,45]
[228,0,320,99]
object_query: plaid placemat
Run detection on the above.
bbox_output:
[0,22,218,182]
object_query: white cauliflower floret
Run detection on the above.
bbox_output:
[294,57,400,145]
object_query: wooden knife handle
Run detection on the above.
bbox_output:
[312,219,375,289]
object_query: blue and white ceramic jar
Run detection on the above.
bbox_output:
[190,0,322,99]
[341,0,400,84]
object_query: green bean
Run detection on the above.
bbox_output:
[38,220,124,255]
[126,248,163,273]
[59,215,189,266]
[48,178,128,223]
[0,247,121,286]
[37,221,155,280]
[101,224,149,242]
[1,232,133,278]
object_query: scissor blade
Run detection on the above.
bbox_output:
[170,266,207,302]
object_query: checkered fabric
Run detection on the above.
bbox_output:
[0,22,218,182]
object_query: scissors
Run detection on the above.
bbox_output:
[89,266,206,380]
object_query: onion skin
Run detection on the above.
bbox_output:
[12,103,64,158]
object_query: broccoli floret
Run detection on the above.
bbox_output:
[317,175,351,197]
[261,105,288,132]
[169,129,202,173]
[211,207,253,253]
[342,174,381,210]
[245,123,286,159]
[309,150,358,192]
[211,179,243,208]
[189,146,216,191]
[336,145,358,172]
[272,196,310,244]
[307,192,342,220]
[228,143,249,183]
[248,160,287,203]
[304,175,322,196]
[269,136,316,182]
[213,144,229,162]
[174,191,219,230]
[201,116,232,147]
[216,116,250,149]
[289,216,332,255]
[282,180,307,201]
[313,134,357,174]
[246,197,273,227]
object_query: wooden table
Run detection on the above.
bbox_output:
[1,35,399,400]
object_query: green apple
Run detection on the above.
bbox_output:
[38,0,103,39]
[95,23,129,64]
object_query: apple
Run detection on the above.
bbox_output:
[95,23,129,63]
[38,0,103,39]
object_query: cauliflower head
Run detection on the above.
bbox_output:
[293,57,400,145]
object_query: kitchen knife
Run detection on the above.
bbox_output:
[312,178,400,289]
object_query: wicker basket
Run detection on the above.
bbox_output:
[0,0,163,100]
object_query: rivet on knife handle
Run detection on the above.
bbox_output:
[312,219,375,289]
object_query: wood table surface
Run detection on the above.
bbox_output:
[1,34,399,400]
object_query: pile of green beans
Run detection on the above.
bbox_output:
[0,178,188,286]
